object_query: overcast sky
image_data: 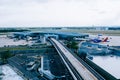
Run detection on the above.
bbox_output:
[0,0,120,27]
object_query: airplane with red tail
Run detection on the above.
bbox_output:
[90,35,109,43]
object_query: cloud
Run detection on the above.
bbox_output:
[0,0,120,27]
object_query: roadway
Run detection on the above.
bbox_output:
[49,38,105,80]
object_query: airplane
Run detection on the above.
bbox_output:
[89,35,109,43]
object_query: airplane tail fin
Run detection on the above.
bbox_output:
[102,37,108,42]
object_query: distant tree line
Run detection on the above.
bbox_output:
[108,27,120,30]
[0,29,29,32]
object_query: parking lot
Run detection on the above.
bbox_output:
[7,47,73,80]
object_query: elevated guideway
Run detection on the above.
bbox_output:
[48,38,105,80]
